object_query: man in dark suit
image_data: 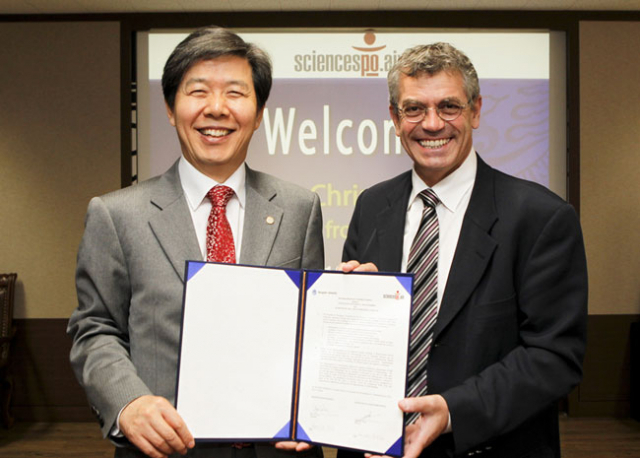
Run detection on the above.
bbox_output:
[68,27,323,458]
[338,43,587,458]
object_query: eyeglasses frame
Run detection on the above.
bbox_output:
[398,100,471,123]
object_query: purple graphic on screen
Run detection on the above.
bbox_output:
[476,79,549,187]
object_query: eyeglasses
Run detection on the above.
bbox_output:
[398,101,470,123]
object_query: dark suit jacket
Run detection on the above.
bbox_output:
[339,155,587,458]
[68,161,324,458]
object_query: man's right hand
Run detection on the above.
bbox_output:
[120,395,195,458]
[338,260,379,273]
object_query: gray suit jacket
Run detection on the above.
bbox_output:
[68,161,324,458]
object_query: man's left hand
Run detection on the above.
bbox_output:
[366,395,449,458]
[274,441,313,452]
[400,395,449,458]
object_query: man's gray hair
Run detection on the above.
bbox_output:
[388,42,480,113]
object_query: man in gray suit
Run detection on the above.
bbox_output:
[68,27,324,458]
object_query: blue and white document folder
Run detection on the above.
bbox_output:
[176,261,413,457]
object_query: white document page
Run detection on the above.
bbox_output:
[177,262,301,440]
[296,272,411,456]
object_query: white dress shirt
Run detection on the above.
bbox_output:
[401,150,477,312]
[178,157,246,261]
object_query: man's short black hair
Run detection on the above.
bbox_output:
[162,26,272,111]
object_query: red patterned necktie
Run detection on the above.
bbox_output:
[206,185,236,264]
[207,186,251,450]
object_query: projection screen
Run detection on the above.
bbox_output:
[136,29,566,268]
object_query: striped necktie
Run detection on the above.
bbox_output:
[406,188,440,425]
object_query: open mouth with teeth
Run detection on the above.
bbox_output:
[198,128,233,138]
[419,138,451,149]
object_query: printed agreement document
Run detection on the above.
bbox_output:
[176,261,412,457]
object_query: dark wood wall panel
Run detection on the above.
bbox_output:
[6,316,639,422]
[10,319,93,422]
[569,314,639,417]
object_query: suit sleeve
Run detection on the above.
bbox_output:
[342,188,367,263]
[67,197,153,437]
[301,192,325,270]
[442,203,588,453]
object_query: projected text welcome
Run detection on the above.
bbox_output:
[262,106,402,156]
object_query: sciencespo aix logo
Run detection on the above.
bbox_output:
[293,30,399,77]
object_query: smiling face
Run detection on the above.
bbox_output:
[166,56,263,182]
[390,71,482,186]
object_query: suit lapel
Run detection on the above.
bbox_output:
[148,161,202,281]
[240,166,283,266]
[433,156,498,340]
[376,172,412,271]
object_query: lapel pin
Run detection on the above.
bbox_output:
[266,216,275,225]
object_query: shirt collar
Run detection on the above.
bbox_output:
[409,148,477,214]
[178,157,246,210]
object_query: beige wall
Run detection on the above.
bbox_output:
[0,22,120,318]
[580,21,640,315]
[1,20,638,319]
